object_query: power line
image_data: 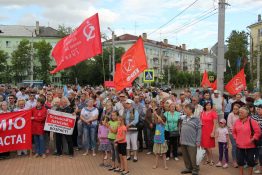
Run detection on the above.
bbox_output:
[148,0,199,36]
[167,10,218,38]
[162,7,216,35]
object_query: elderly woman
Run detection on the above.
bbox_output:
[145,99,161,154]
[227,104,240,168]
[164,102,180,161]
[32,98,47,158]
[80,99,99,156]
[123,99,139,162]
[101,101,113,121]
[233,107,261,175]
[54,97,74,158]
[0,102,10,159]
[180,104,201,175]
[15,99,28,156]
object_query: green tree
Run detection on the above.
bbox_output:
[57,25,73,37]
[11,39,31,83]
[0,50,9,83]
[34,40,53,84]
[61,47,125,85]
[225,30,250,85]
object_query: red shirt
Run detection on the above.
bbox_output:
[233,117,261,149]
[32,107,47,135]
[116,125,127,143]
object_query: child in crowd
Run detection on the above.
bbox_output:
[107,111,120,171]
[98,117,111,167]
[152,112,168,170]
[114,116,129,175]
[216,119,229,168]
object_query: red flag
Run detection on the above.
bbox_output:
[0,110,32,153]
[201,70,211,87]
[225,68,246,95]
[114,37,148,91]
[51,13,102,74]
[211,79,217,90]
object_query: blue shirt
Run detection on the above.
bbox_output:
[124,109,139,126]
[154,124,165,144]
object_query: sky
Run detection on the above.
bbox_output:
[0,0,261,49]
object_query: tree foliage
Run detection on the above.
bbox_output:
[60,47,125,85]
[0,50,9,83]
[11,39,31,83]
[57,25,73,37]
[34,40,52,84]
[225,30,251,88]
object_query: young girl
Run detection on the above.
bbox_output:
[114,116,129,175]
[98,117,111,167]
[153,111,168,170]
[215,118,229,168]
[107,111,120,171]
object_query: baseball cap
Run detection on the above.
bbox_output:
[125,99,133,104]
[214,90,220,94]
[219,119,226,124]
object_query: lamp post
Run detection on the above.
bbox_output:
[108,27,115,77]
[24,27,36,86]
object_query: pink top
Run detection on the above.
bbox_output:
[227,112,239,134]
[216,127,228,143]
[233,117,261,149]
[98,125,109,144]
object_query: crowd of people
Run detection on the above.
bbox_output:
[0,84,262,175]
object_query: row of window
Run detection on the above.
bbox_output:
[0,40,57,49]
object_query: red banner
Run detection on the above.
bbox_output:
[201,70,211,88]
[114,37,148,91]
[44,110,76,135]
[211,79,217,90]
[225,68,246,95]
[0,110,32,153]
[51,13,102,74]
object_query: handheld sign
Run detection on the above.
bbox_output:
[44,110,76,135]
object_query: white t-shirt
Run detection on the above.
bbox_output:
[216,127,228,143]
[81,107,99,125]
[25,99,37,109]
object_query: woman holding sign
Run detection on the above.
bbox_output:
[80,99,99,156]
[55,97,74,158]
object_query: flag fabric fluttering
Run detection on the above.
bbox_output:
[50,13,102,74]
[211,79,217,90]
[201,70,211,88]
[225,68,246,95]
[114,37,148,91]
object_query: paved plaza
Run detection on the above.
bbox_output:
[0,150,239,175]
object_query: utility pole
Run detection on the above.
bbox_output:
[217,0,226,94]
[257,29,261,91]
[108,27,115,77]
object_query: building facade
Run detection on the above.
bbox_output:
[248,14,262,53]
[0,21,63,86]
[104,33,216,83]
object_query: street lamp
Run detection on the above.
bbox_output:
[246,28,254,86]
[24,27,36,86]
[108,27,115,77]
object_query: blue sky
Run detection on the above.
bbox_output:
[0,0,261,49]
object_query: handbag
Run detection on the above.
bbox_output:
[196,146,206,165]
[167,112,180,137]
[249,118,259,147]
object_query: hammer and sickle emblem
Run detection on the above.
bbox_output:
[83,21,95,41]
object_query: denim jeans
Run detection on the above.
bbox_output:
[83,124,97,150]
[229,134,237,161]
[34,135,45,155]
[77,119,83,148]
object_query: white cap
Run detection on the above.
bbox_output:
[214,90,220,94]
[125,99,133,104]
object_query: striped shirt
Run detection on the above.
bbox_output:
[251,115,262,129]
